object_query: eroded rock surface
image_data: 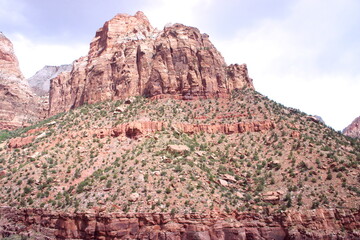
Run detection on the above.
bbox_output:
[49,12,253,116]
[27,64,72,96]
[0,32,44,129]
[88,120,276,139]
[0,207,358,239]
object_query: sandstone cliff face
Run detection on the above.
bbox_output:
[49,12,253,116]
[0,207,359,240]
[343,116,360,138]
[6,120,276,149]
[27,64,72,96]
[0,32,44,129]
[107,120,276,139]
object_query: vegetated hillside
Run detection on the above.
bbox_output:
[0,89,359,215]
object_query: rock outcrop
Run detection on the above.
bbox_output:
[343,116,360,138]
[49,12,253,116]
[90,120,275,140]
[27,64,72,96]
[0,32,44,129]
[7,135,35,148]
[5,120,275,149]
[0,207,359,239]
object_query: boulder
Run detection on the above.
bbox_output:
[223,174,236,182]
[218,179,229,187]
[129,193,140,202]
[114,106,127,113]
[167,145,190,154]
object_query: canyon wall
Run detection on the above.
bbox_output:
[0,207,359,239]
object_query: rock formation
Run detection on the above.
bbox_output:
[27,64,72,96]
[0,32,44,129]
[3,11,359,240]
[7,120,276,148]
[313,115,325,124]
[7,135,36,148]
[105,119,276,139]
[0,207,359,239]
[49,11,253,116]
[343,116,360,138]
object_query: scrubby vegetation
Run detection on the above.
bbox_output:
[0,89,359,214]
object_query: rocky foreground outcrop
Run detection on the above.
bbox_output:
[27,64,72,96]
[49,12,253,116]
[0,207,359,239]
[343,116,360,138]
[0,32,45,129]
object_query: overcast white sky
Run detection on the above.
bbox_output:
[1,0,359,131]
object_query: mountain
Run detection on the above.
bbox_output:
[27,64,72,96]
[0,13,360,239]
[1,90,360,239]
[0,32,45,130]
[343,116,360,138]
[49,11,253,116]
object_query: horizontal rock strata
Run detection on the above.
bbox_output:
[94,120,276,140]
[0,207,358,239]
[7,120,275,148]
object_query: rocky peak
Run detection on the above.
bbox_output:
[0,32,24,81]
[49,12,254,116]
[27,64,72,96]
[89,11,155,58]
[0,33,45,129]
[343,116,360,138]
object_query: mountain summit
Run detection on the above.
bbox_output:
[27,64,72,96]
[49,11,253,116]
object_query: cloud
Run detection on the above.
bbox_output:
[142,0,213,29]
[0,0,27,27]
[212,0,360,130]
[10,33,88,78]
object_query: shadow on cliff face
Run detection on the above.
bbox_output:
[125,127,142,139]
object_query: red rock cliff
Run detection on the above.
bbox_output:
[0,207,359,239]
[0,32,45,129]
[49,12,253,116]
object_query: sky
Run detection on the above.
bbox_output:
[1,0,359,131]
